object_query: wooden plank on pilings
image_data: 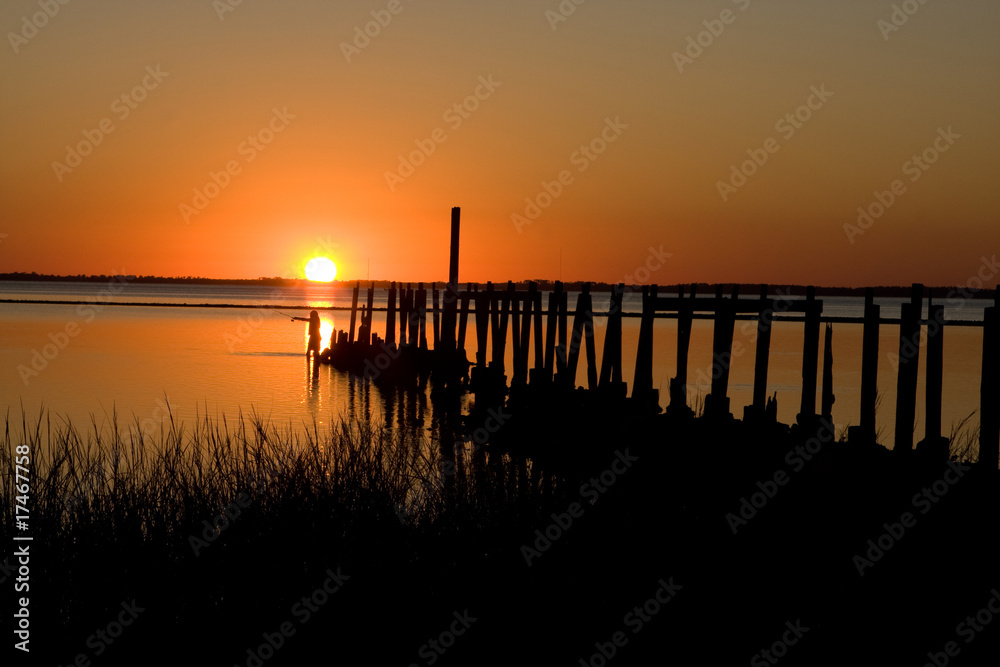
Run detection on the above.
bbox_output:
[417,283,429,351]
[583,287,597,391]
[798,286,820,425]
[978,297,999,469]
[385,282,397,346]
[631,284,657,401]
[821,323,835,419]
[432,286,441,349]
[924,299,944,442]
[349,281,360,343]
[599,283,624,389]
[893,283,923,452]
[457,283,471,351]
[475,285,489,368]
[858,288,880,443]
[707,285,736,419]
[544,286,558,377]
[752,284,773,411]
[531,284,544,372]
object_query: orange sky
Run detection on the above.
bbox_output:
[1,0,998,286]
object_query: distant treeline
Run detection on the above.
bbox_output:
[0,272,994,298]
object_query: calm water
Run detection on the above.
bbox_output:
[0,281,991,447]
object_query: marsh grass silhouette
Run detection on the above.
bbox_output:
[2,406,998,665]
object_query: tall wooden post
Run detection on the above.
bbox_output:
[442,207,460,350]
[532,285,544,374]
[365,282,375,345]
[417,283,428,351]
[457,284,471,352]
[544,286,558,379]
[432,287,441,349]
[893,283,922,452]
[924,300,944,442]
[475,285,490,368]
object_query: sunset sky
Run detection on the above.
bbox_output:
[2,0,998,286]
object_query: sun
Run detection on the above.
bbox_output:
[304,257,337,282]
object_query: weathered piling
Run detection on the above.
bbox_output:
[543,285,559,380]
[417,283,428,351]
[349,282,360,343]
[821,323,834,420]
[852,289,880,445]
[598,283,625,395]
[632,284,658,407]
[916,297,949,459]
[748,284,773,421]
[458,284,471,352]
[705,285,737,420]
[386,282,397,347]
[474,286,489,368]
[668,285,695,415]
[441,207,460,350]
[980,295,999,469]
[797,286,820,427]
[432,287,441,349]
[893,283,922,452]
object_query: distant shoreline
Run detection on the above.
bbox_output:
[1,273,995,299]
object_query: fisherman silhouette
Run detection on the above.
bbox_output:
[291,310,322,358]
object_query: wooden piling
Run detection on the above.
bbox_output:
[599,284,624,390]
[631,284,657,403]
[432,287,441,349]
[386,282,397,347]
[752,284,772,412]
[893,284,922,452]
[475,284,490,368]
[544,286,558,378]
[858,288,880,443]
[798,286,820,425]
[364,282,375,345]
[417,283,428,351]
[821,323,834,419]
[979,298,999,469]
[531,285,544,373]
[457,283,471,352]
[668,285,695,412]
[924,300,944,442]
[349,282,360,343]
[707,285,735,419]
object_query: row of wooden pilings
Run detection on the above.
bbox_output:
[334,279,1000,467]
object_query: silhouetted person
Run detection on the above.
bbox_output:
[292,310,322,359]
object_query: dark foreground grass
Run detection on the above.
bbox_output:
[2,408,998,666]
